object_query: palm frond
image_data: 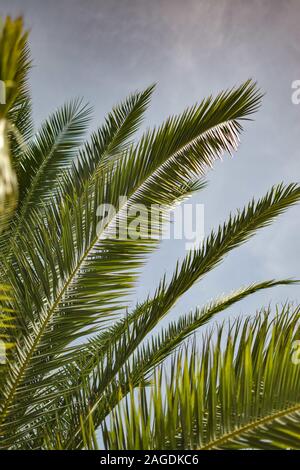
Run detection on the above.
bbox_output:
[20,279,295,450]
[17,99,91,206]
[103,304,300,450]
[58,84,155,198]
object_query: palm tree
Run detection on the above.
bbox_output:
[0,17,299,450]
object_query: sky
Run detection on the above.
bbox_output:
[2,0,300,328]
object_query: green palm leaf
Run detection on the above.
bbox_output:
[103,304,300,450]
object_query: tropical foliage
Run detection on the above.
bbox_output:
[104,304,300,450]
[0,17,299,450]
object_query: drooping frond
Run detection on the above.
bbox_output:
[72,182,300,360]
[15,279,295,450]
[103,304,300,450]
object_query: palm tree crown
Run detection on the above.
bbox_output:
[0,17,299,450]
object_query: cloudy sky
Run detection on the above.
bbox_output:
[2,0,300,326]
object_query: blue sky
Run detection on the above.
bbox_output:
[2,0,300,327]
